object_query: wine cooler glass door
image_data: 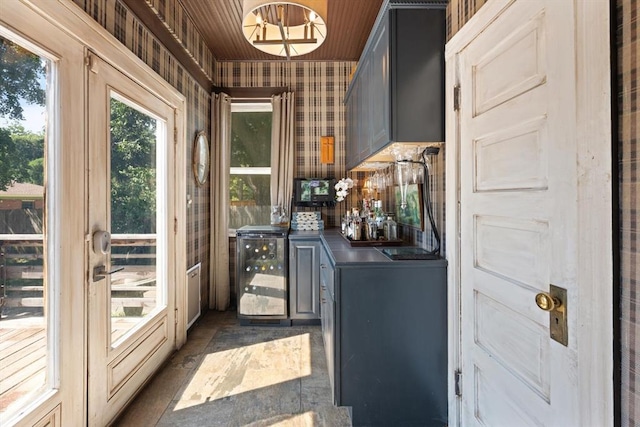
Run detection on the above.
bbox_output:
[237,236,287,317]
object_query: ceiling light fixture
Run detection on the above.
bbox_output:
[242,0,327,59]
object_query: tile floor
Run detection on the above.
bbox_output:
[114,310,351,426]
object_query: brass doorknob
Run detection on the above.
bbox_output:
[535,292,562,311]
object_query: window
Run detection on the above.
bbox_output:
[229,102,272,230]
[0,32,51,420]
[21,200,35,209]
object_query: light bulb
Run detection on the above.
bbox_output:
[309,11,317,21]
[255,13,263,25]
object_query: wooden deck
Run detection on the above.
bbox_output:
[0,234,159,415]
[0,317,46,415]
[0,314,152,415]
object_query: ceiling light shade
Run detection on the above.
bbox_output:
[242,0,327,59]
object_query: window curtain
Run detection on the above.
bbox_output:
[270,92,295,212]
[210,92,231,310]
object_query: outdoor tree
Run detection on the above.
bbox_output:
[0,128,17,190]
[230,111,272,206]
[6,124,44,186]
[109,98,157,235]
[0,37,45,121]
[0,37,45,190]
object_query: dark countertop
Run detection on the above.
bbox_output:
[290,229,391,264]
[290,229,447,267]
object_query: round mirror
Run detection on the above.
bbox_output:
[193,131,209,185]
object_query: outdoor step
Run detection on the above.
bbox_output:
[4,286,43,292]
[2,297,43,308]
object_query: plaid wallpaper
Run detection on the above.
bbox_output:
[72,0,212,310]
[144,0,216,81]
[618,0,639,425]
[449,0,639,424]
[216,62,446,252]
[217,61,355,228]
[446,0,487,41]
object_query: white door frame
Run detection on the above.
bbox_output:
[0,2,86,425]
[22,0,189,346]
[444,1,613,426]
[3,0,188,425]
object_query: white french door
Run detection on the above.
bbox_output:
[86,52,177,425]
[448,0,612,426]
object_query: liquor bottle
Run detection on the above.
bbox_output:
[383,216,398,240]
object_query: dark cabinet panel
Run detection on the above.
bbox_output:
[391,8,445,143]
[318,235,448,426]
[370,20,389,154]
[320,244,335,400]
[289,239,321,319]
[358,57,372,160]
[346,80,359,170]
[338,265,447,426]
[344,4,445,169]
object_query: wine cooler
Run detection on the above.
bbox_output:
[236,225,289,321]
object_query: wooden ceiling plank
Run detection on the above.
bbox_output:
[180,0,384,62]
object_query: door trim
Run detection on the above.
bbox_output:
[444,1,613,426]
[5,0,187,425]
[21,0,188,348]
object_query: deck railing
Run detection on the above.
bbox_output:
[0,234,157,319]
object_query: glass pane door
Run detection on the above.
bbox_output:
[109,95,165,345]
[0,33,51,420]
[87,53,175,426]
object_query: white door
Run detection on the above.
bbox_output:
[0,3,86,425]
[452,0,612,426]
[87,53,177,425]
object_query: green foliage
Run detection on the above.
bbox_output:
[230,174,271,205]
[0,125,44,190]
[27,158,44,184]
[0,35,157,237]
[0,127,17,190]
[110,98,157,234]
[231,112,271,167]
[230,111,272,207]
[0,37,45,190]
[0,37,45,121]
[7,124,44,184]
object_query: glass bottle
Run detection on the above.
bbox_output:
[384,216,397,241]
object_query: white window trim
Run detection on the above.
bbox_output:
[230,167,271,175]
[231,102,272,112]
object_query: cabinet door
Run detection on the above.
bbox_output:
[345,83,358,170]
[370,18,390,153]
[358,58,372,160]
[319,246,335,403]
[391,8,445,142]
[289,239,320,319]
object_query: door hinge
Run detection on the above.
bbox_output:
[455,370,462,397]
[175,308,179,325]
[174,217,178,234]
[453,85,461,111]
[173,126,178,145]
[85,53,98,74]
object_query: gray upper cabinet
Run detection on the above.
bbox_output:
[345,4,445,169]
[369,21,389,154]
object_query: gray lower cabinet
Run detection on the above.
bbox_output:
[319,245,335,400]
[288,238,321,320]
[320,240,448,426]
